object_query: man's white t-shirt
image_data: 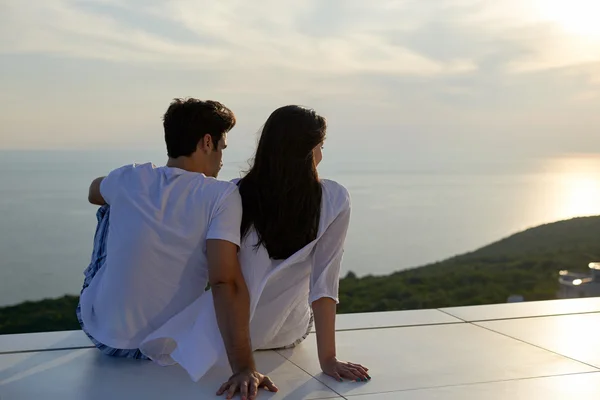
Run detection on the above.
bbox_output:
[79,163,242,350]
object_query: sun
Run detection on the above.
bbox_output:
[537,0,600,38]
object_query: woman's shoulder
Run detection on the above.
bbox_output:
[320,179,351,211]
[320,178,348,195]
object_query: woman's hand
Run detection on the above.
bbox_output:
[320,357,370,382]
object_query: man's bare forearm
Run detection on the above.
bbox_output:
[88,177,106,205]
[211,280,256,373]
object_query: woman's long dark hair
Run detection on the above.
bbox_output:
[238,105,326,260]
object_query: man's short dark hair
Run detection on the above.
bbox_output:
[163,98,236,158]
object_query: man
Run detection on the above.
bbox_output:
[77,98,277,399]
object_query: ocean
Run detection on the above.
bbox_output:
[1,148,600,307]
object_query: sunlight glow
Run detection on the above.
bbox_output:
[547,155,600,220]
[537,0,600,38]
[562,176,600,218]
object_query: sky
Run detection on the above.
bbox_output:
[1,0,599,157]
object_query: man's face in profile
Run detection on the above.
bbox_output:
[209,132,227,178]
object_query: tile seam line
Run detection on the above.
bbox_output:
[437,309,600,323]
[0,322,465,355]
[3,309,599,354]
[0,322,465,356]
[0,345,95,355]
[314,320,466,333]
[341,370,600,397]
[274,350,348,399]
[437,308,469,322]
[470,321,600,370]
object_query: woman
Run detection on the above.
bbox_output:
[140,105,369,385]
[235,105,369,383]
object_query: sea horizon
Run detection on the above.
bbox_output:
[1,148,600,307]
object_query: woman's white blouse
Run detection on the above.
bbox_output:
[139,179,351,381]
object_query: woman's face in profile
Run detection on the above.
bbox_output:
[313,142,324,167]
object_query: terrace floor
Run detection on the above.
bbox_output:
[2,297,600,399]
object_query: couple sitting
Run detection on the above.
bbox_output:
[76,98,369,399]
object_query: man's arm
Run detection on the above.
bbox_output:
[208,239,277,399]
[88,177,106,205]
[207,239,254,373]
[207,188,278,399]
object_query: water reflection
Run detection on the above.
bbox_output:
[545,155,600,220]
[341,153,600,277]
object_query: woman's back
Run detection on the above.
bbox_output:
[238,105,327,260]
[238,179,351,350]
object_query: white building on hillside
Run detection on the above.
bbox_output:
[557,262,600,299]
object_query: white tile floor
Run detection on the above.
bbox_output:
[0,348,340,400]
[476,313,600,368]
[312,310,461,332]
[278,323,595,398]
[0,330,92,354]
[441,297,600,322]
[348,372,600,399]
[1,298,599,399]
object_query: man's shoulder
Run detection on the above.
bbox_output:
[160,168,237,193]
[200,176,239,192]
[191,176,240,204]
[102,163,154,195]
[113,162,154,171]
[108,162,155,178]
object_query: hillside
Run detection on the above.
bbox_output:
[337,216,600,313]
[1,216,599,334]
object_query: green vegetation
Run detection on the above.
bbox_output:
[339,216,600,313]
[2,216,599,335]
[0,295,80,335]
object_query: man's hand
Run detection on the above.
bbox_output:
[208,239,255,371]
[217,369,278,400]
[207,239,274,398]
[321,357,370,382]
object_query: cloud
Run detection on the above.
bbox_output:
[0,0,599,151]
[0,0,477,76]
[2,0,599,81]
[0,1,227,65]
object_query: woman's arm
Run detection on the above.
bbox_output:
[312,297,337,366]
[309,185,369,382]
[312,297,370,382]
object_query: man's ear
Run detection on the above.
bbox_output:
[200,133,213,153]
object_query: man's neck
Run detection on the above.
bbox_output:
[166,157,206,175]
